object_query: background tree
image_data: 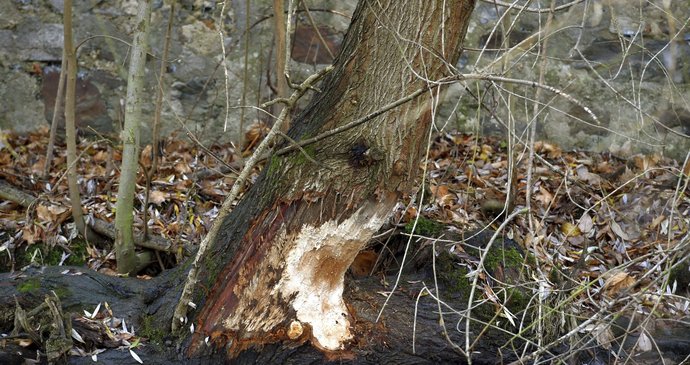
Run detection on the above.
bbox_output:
[114,0,154,274]
[62,0,86,239]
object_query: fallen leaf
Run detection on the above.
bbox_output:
[561,222,581,237]
[578,212,594,234]
[576,166,602,185]
[129,349,143,364]
[149,190,168,205]
[603,270,635,295]
[535,186,553,207]
[610,220,629,241]
[637,331,652,352]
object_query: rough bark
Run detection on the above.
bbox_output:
[183,0,476,357]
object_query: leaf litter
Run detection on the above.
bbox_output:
[1,126,689,358]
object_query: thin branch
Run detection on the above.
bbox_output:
[219,0,231,132]
[300,0,335,59]
[465,208,528,355]
[274,83,438,157]
[271,72,599,159]
[43,48,67,178]
[63,0,86,237]
[237,0,251,149]
[480,0,584,13]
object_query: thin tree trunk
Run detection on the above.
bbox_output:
[63,0,86,237]
[183,0,475,357]
[43,48,67,178]
[114,0,153,274]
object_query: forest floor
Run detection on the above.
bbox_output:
[1,126,689,363]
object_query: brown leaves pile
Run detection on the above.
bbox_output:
[393,132,689,318]
[0,127,253,273]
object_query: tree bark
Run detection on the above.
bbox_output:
[2,1,479,363]
[114,0,153,274]
[184,0,475,357]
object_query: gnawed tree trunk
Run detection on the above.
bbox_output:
[185,0,475,356]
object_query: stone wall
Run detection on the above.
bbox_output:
[441,0,690,159]
[0,0,688,159]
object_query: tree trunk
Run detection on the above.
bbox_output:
[185,0,475,357]
[2,1,480,363]
[114,0,153,274]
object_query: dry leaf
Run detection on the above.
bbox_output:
[650,215,666,229]
[610,220,629,241]
[561,222,581,237]
[603,270,635,295]
[535,186,553,207]
[174,162,192,174]
[594,324,614,350]
[576,166,602,185]
[534,141,562,158]
[36,203,69,223]
[578,212,593,234]
[129,348,143,364]
[637,331,652,352]
[149,190,167,205]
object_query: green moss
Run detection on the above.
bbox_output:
[140,315,166,345]
[404,217,444,237]
[15,240,88,269]
[436,251,471,299]
[505,286,530,313]
[18,277,41,293]
[669,258,690,291]
[293,145,316,166]
[483,244,523,273]
[548,264,564,286]
[52,286,71,299]
[267,155,281,175]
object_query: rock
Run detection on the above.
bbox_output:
[40,67,115,136]
[47,0,101,14]
[0,1,20,29]
[0,71,45,133]
[15,20,64,61]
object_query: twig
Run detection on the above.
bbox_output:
[276,132,321,166]
[480,0,584,14]
[274,84,439,157]
[43,48,67,178]
[0,180,37,207]
[284,0,298,88]
[300,0,335,59]
[239,0,251,148]
[218,0,231,132]
[63,0,86,238]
